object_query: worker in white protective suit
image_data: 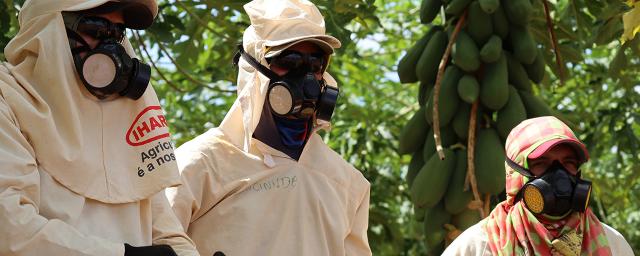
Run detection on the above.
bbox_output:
[165,0,372,255]
[0,0,198,255]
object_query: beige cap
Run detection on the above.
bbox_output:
[244,0,341,58]
[83,0,158,29]
[265,36,340,58]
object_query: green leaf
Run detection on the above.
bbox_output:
[593,16,624,45]
[609,47,627,77]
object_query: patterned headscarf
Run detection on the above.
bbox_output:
[484,116,611,255]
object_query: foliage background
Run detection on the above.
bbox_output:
[1,0,639,254]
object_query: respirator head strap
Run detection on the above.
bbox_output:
[237,45,280,81]
[505,156,535,178]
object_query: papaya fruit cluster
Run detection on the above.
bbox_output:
[397,0,555,254]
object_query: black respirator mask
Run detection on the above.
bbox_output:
[63,13,150,100]
[506,157,592,217]
[236,45,339,121]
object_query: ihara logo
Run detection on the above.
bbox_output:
[126,106,171,146]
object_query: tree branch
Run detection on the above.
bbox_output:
[434,11,467,160]
[174,0,231,40]
[464,101,486,218]
[144,31,236,93]
[133,31,187,93]
[542,0,565,86]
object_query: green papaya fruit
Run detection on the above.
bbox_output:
[416,31,448,85]
[467,1,493,45]
[425,65,462,126]
[452,103,484,139]
[475,128,506,194]
[452,208,482,230]
[411,149,456,208]
[445,0,472,16]
[407,151,425,188]
[491,5,509,39]
[423,202,452,249]
[480,35,502,63]
[425,240,445,256]
[446,22,456,38]
[414,205,427,221]
[479,0,500,14]
[452,31,481,72]
[398,107,428,155]
[506,52,533,92]
[457,75,480,104]
[496,86,527,139]
[524,49,545,84]
[502,0,532,26]
[519,91,554,118]
[398,28,439,84]
[480,54,509,110]
[422,126,457,160]
[419,81,434,106]
[421,0,443,24]
[452,103,470,139]
[445,149,474,214]
[509,25,537,64]
[423,128,436,160]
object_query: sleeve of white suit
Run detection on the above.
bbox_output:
[150,191,200,256]
[166,149,220,232]
[602,223,634,256]
[0,96,124,255]
[345,180,372,256]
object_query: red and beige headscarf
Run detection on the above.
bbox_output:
[484,116,611,256]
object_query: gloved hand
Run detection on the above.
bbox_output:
[124,243,178,256]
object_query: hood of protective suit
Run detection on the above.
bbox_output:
[219,0,341,152]
[0,0,180,203]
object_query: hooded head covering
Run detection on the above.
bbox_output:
[484,116,611,255]
[77,0,158,29]
[0,0,180,203]
[219,0,341,152]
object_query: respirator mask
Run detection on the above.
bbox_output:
[236,45,339,121]
[506,157,592,217]
[63,12,150,100]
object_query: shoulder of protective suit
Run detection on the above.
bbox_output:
[0,62,16,89]
[0,80,13,122]
[0,63,22,123]
[307,133,370,188]
[601,222,634,255]
[175,128,230,161]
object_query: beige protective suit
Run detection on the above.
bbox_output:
[166,1,372,255]
[0,0,197,255]
[442,221,634,255]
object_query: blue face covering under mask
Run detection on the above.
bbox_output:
[273,114,311,148]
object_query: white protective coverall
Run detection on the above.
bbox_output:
[165,0,372,255]
[0,0,197,255]
[442,221,634,255]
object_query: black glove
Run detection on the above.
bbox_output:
[124,243,178,256]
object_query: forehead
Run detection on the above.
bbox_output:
[80,9,124,24]
[285,41,323,54]
[535,143,578,160]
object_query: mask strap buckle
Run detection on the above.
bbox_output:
[236,45,280,81]
[507,156,536,204]
[505,156,536,178]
